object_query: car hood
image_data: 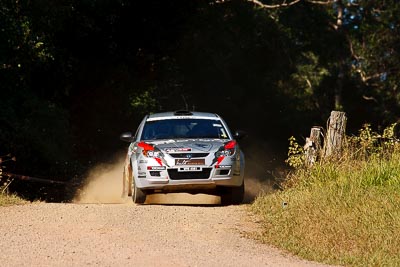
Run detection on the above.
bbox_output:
[149,139,227,153]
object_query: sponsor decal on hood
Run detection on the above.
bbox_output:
[153,140,225,153]
[164,147,192,153]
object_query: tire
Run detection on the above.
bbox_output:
[122,167,133,194]
[132,177,146,204]
[220,181,245,205]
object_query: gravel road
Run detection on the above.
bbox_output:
[0,200,330,267]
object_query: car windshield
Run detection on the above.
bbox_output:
[141,119,230,140]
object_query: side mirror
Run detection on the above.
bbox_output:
[233,130,247,140]
[120,132,134,142]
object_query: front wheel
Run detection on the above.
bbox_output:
[122,163,133,197]
[220,181,245,205]
[132,177,146,204]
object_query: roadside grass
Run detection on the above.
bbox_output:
[251,125,400,266]
[0,167,25,206]
[0,192,25,206]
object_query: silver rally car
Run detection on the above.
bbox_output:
[120,110,245,204]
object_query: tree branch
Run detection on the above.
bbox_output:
[346,34,360,61]
[213,0,302,8]
[358,70,385,84]
[306,0,334,4]
[247,0,301,8]
[215,0,336,9]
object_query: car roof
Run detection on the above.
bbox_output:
[146,111,220,121]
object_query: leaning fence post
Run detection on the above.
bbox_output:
[304,126,322,166]
[324,111,347,158]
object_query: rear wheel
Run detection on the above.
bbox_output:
[132,177,146,204]
[220,182,245,205]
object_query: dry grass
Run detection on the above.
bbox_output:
[0,193,26,206]
[252,186,400,266]
[0,167,25,206]
[252,125,400,266]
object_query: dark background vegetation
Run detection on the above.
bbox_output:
[1,0,399,199]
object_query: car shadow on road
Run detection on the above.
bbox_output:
[144,192,221,206]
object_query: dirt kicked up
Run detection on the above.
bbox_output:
[72,155,274,205]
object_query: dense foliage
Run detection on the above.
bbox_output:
[1,0,399,181]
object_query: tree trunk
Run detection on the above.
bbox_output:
[335,0,345,110]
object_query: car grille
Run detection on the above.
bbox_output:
[168,168,212,180]
[168,153,209,158]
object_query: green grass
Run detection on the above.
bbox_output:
[252,130,400,266]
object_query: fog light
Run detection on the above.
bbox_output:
[218,169,230,175]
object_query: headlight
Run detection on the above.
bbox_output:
[216,140,237,157]
[147,150,163,158]
[137,142,163,158]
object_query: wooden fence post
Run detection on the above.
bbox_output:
[324,111,347,158]
[304,126,322,166]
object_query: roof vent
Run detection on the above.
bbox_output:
[174,110,193,116]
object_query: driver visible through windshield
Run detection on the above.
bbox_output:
[141,119,229,140]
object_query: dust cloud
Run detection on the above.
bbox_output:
[72,155,221,205]
[73,157,126,204]
[241,137,288,203]
[72,137,284,205]
[243,177,274,203]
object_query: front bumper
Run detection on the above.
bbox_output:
[133,157,243,190]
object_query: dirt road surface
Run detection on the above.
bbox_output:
[0,200,329,267]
